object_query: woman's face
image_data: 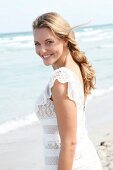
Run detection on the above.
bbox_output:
[33,27,67,68]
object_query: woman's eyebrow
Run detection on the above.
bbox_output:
[34,40,39,43]
[34,39,53,43]
[45,38,53,42]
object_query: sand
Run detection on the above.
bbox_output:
[0,91,113,170]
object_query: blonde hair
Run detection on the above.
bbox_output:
[32,12,96,95]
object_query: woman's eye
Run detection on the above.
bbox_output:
[46,41,54,45]
[34,42,40,46]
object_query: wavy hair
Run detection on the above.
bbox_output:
[32,12,96,95]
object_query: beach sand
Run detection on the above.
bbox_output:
[0,91,113,170]
[0,122,44,170]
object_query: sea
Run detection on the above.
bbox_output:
[0,23,113,134]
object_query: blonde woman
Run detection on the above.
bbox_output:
[33,12,103,170]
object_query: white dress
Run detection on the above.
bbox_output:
[35,67,103,170]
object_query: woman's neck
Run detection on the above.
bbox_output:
[52,51,74,70]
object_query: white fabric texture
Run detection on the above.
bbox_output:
[35,67,103,170]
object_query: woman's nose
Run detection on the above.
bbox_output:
[39,45,47,56]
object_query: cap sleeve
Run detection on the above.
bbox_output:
[48,67,84,110]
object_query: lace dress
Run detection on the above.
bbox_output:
[35,67,103,170]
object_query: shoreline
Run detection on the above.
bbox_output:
[0,91,113,169]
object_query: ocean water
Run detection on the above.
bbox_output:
[0,24,113,134]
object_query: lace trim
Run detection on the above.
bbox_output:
[35,99,56,119]
[35,67,85,122]
[45,141,61,149]
[43,138,102,169]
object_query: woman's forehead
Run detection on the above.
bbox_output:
[33,28,56,40]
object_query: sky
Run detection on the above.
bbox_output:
[0,0,113,33]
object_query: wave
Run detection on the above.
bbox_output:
[2,41,34,48]
[1,26,113,48]
[77,28,102,37]
[93,86,113,96]
[0,112,39,135]
[0,35,34,48]
[76,27,113,42]
[87,86,113,102]
[81,37,104,42]
[100,44,113,48]
[0,35,33,43]
[0,86,113,135]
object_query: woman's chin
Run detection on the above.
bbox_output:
[43,61,52,66]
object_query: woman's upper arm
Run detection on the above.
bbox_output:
[51,79,77,145]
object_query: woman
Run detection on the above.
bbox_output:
[33,12,103,170]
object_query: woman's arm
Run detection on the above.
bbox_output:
[51,80,77,170]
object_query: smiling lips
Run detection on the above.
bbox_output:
[41,54,53,59]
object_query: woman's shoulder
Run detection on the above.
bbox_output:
[49,66,84,108]
[50,66,82,86]
[51,67,71,83]
[35,66,84,107]
[49,66,84,96]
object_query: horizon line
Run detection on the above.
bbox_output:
[0,22,113,35]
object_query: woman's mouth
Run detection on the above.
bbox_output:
[42,54,53,59]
